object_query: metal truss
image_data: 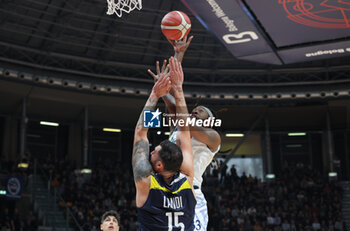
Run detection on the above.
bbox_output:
[1,41,350,87]
[1,0,350,88]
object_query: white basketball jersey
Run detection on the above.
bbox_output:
[169,128,220,188]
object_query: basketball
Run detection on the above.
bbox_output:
[161,11,191,41]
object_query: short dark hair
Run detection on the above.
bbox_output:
[101,210,120,224]
[158,140,183,173]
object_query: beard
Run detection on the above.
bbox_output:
[149,155,157,172]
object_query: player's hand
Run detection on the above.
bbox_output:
[148,60,169,83]
[152,71,171,98]
[168,35,194,54]
[169,57,183,91]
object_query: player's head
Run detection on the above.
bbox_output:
[100,210,120,231]
[150,140,183,174]
[191,105,215,121]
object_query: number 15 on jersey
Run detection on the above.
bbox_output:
[166,212,184,231]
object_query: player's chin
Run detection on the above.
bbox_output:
[149,160,156,172]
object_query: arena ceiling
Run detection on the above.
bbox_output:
[0,0,350,130]
[0,0,350,87]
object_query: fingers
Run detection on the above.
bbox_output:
[168,57,180,80]
[158,69,170,82]
[161,60,167,73]
[158,75,167,85]
[147,69,157,82]
[153,75,171,98]
[168,57,182,74]
[159,76,172,93]
[175,37,185,44]
[172,56,180,72]
[159,77,171,96]
[166,80,171,92]
[169,56,175,71]
[156,61,161,75]
[171,56,177,71]
[186,35,194,46]
[164,64,169,74]
[163,76,171,87]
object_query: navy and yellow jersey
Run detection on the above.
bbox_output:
[137,172,196,231]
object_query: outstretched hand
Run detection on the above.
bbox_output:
[147,60,169,83]
[151,70,171,98]
[168,35,194,54]
[169,57,184,91]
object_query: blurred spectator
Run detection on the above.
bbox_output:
[205,162,343,231]
[31,157,344,231]
[0,160,39,231]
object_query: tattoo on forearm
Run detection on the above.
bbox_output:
[175,97,185,102]
[132,139,153,182]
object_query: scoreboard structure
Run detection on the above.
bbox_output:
[181,0,350,65]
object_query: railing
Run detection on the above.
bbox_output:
[33,159,83,231]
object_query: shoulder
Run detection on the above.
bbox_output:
[207,128,221,152]
[194,128,221,152]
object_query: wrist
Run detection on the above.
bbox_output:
[150,91,160,99]
[175,50,185,55]
[172,84,183,93]
[175,52,184,59]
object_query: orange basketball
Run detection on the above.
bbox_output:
[161,11,191,41]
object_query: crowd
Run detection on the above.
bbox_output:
[0,157,345,231]
[204,163,344,231]
[0,208,38,231]
[0,160,39,231]
[42,157,138,231]
[43,157,344,231]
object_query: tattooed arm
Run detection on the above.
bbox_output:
[132,94,158,183]
[133,70,171,207]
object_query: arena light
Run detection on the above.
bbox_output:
[164,132,171,136]
[0,190,6,195]
[103,128,121,133]
[81,168,92,174]
[40,121,59,127]
[288,132,306,136]
[328,172,337,177]
[286,144,303,148]
[266,174,275,179]
[18,163,29,169]
[225,133,244,137]
[157,131,162,135]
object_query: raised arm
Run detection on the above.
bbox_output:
[168,57,193,181]
[148,60,176,116]
[168,35,194,63]
[133,72,172,183]
[147,36,194,130]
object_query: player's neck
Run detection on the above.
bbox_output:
[162,172,175,184]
